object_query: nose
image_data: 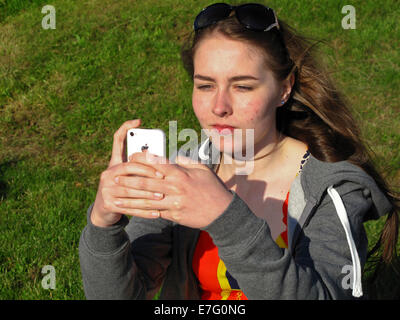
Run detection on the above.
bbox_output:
[212,87,233,117]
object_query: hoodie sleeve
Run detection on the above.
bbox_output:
[78,203,173,300]
[202,182,372,299]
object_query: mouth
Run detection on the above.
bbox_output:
[212,124,236,135]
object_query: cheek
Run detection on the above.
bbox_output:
[192,93,208,122]
[251,93,278,118]
[242,99,268,123]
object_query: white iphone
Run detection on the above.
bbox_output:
[126,128,166,161]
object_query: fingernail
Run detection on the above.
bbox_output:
[114,177,119,184]
[147,154,158,163]
[151,211,160,217]
[155,171,164,178]
[154,192,163,198]
[114,200,122,206]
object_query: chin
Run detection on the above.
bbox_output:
[201,126,254,155]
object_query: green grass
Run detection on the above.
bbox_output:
[0,0,399,299]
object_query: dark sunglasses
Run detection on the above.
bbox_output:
[194,2,279,32]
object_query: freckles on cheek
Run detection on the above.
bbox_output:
[249,110,259,121]
[245,103,262,123]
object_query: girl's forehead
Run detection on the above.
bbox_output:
[194,36,266,73]
[195,35,261,59]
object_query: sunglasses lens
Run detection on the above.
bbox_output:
[236,4,275,31]
[194,3,232,30]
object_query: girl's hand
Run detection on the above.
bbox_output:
[114,152,234,229]
[90,119,166,228]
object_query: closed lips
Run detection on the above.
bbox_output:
[212,125,235,135]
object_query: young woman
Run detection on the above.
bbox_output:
[79,3,399,299]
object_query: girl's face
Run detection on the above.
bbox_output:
[192,33,288,156]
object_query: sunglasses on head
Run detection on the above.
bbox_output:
[194,2,279,32]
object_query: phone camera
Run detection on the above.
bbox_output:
[130,132,134,136]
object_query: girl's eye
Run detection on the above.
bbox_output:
[196,85,212,90]
[196,85,253,91]
[236,86,252,91]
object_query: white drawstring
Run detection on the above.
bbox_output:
[327,186,363,298]
[198,137,210,161]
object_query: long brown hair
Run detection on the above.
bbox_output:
[180,9,399,286]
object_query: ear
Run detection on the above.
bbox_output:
[279,73,295,105]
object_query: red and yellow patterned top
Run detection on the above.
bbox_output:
[192,192,289,300]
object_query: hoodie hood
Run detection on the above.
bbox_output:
[300,154,393,222]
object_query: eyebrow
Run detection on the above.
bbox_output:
[193,74,260,82]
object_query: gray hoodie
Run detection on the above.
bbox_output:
[79,138,392,299]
